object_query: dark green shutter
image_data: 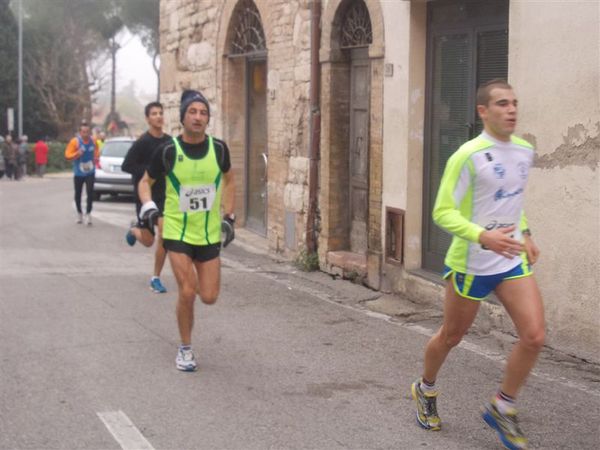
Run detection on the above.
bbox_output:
[422,0,509,272]
[474,29,509,135]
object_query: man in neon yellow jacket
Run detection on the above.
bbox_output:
[412,79,543,450]
[138,90,236,372]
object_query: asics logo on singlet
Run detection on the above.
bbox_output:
[185,186,212,196]
[494,187,523,201]
[484,220,515,231]
[482,221,515,250]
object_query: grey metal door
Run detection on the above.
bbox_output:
[422,0,508,271]
[349,48,370,253]
[245,58,268,235]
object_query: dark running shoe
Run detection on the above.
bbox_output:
[411,378,441,430]
[150,277,167,293]
[483,401,528,450]
[125,229,136,246]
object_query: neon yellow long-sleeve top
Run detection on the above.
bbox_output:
[433,131,533,275]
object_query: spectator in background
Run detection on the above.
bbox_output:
[33,138,49,177]
[2,134,19,180]
[64,122,99,225]
[97,131,106,151]
[93,128,106,151]
[18,135,29,178]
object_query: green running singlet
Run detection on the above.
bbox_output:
[163,136,223,246]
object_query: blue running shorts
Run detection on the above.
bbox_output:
[443,259,533,301]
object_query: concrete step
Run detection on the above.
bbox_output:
[326,250,367,278]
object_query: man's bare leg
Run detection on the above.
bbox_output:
[153,218,167,277]
[130,226,155,247]
[423,281,481,382]
[495,275,545,398]
[412,280,481,430]
[169,251,197,345]
[194,257,220,305]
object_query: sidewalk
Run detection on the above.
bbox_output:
[230,226,600,391]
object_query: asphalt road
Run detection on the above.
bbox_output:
[0,175,598,450]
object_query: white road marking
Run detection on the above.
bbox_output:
[97,410,155,450]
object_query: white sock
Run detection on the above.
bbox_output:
[494,392,516,414]
[420,378,437,394]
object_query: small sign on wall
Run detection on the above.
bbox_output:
[7,107,14,132]
[384,63,394,77]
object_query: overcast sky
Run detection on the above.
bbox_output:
[115,31,158,98]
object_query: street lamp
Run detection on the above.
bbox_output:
[18,0,23,138]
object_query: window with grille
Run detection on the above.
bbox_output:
[230,0,266,57]
[340,0,372,49]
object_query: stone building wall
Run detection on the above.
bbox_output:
[508,1,599,363]
[159,0,313,254]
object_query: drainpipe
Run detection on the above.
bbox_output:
[306,0,321,254]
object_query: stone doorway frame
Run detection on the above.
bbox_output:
[216,0,271,230]
[318,0,385,288]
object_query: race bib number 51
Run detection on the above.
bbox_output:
[179,184,216,212]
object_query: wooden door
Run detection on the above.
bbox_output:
[349,48,370,253]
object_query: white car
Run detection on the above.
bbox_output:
[93,137,134,200]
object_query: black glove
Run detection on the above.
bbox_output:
[221,215,235,248]
[139,201,160,235]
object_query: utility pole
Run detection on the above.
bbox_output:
[18,0,23,138]
[110,38,120,118]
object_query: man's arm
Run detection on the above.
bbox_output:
[136,170,161,233]
[519,210,540,264]
[64,138,80,161]
[432,154,485,243]
[138,170,156,205]
[121,141,145,180]
[220,169,236,247]
[221,169,235,216]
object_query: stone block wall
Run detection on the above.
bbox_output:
[159,0,313,254]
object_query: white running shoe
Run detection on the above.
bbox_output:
[76,213,83,224]
[84,214,92,226]
[175,347,197,372]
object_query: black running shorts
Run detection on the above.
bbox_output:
[163,240,220,262]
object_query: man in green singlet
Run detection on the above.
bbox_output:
[138,90,236,372]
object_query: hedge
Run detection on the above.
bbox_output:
[23,141,71,174]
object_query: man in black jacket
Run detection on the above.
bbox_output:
[122,102,171,293]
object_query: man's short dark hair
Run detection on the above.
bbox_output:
[476,79,513,106]
[145,101,163,117]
